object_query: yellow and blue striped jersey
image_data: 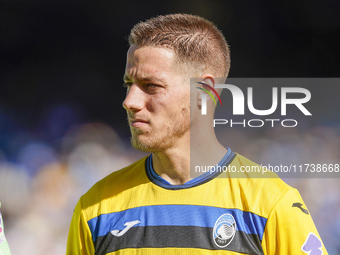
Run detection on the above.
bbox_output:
[66,149,328,254]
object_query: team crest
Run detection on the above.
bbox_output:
[213,213,236,248]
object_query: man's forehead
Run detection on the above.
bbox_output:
[126,45,175,65]
[124,45,178,81]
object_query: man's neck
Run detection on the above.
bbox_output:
[151,132,227,185]
[151,134,190,185]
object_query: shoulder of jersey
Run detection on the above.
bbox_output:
[230,153,295,197]
[81,156,149,204]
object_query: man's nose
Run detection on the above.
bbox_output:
[122,84,145,112]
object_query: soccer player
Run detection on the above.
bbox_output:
[67,14,328,254]
[0,203,11,255]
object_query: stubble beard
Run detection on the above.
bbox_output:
[129,106,190,153]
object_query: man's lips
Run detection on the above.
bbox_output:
[129,118,149,128]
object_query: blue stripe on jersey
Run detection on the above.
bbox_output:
[88,205,267,243]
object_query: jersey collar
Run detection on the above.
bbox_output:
[145,148,236,190]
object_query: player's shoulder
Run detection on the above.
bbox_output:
[225,152,299,217]
[96,155,148,185]
[80,156,149,208]
[231,152,295,199]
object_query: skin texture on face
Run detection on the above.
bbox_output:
[123,45,191,153]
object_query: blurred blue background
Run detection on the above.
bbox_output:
[0,0,339,254]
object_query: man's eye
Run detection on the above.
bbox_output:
[146,83,159,88]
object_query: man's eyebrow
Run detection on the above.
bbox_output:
[123,74,164,84]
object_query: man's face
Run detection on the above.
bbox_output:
[123,45,190,152]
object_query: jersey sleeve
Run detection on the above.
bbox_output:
[262,189,328,255]
[66,198,95,255]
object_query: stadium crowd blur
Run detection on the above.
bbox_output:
[0,106,339,254]
[0,107,147,254]
[1,1,340,254]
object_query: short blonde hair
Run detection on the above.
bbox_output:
[128,13,230,78]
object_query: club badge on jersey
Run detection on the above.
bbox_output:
[213,213,237,248]
[0,203,11,255]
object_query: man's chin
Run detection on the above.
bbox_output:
[130,136,162,152]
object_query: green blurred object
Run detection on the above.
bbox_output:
[0,203,11,255]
